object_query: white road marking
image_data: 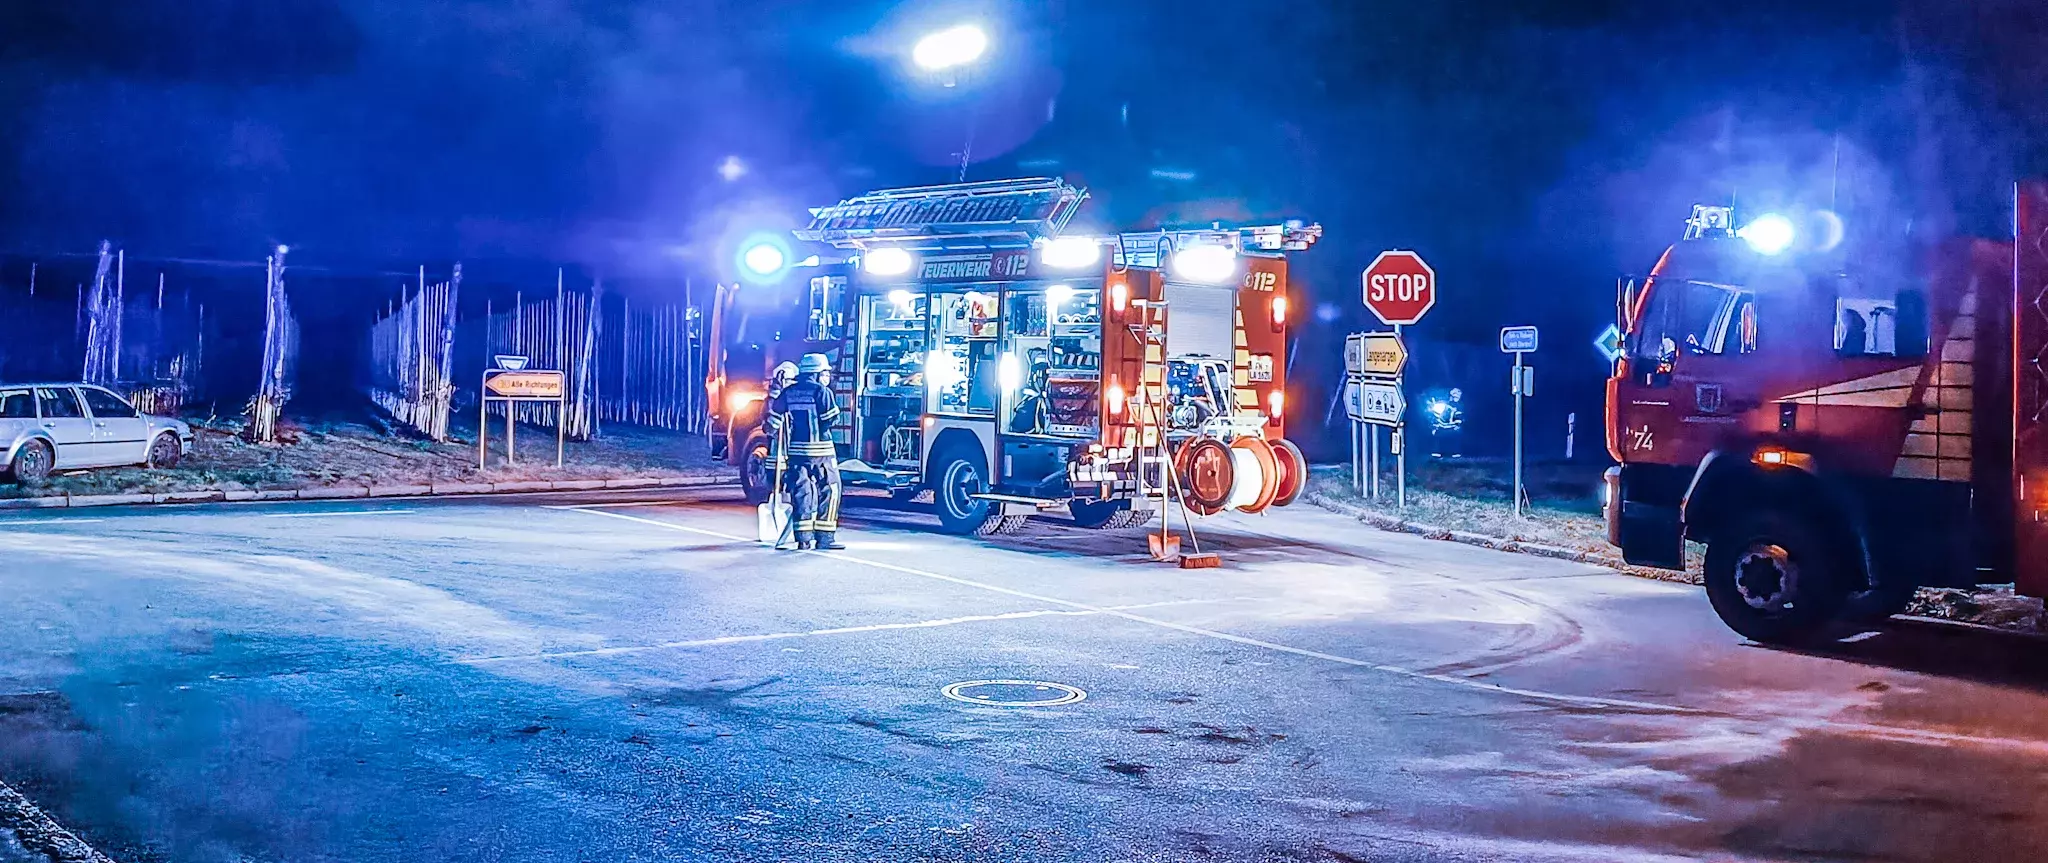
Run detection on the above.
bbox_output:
[458,598,1236,665]
[566,506,1702,715]
[0,518,106,526]
[540,500,693,510]
[261,509,416,519]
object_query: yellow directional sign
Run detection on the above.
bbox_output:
[484,370,565,399]
[1345,333,1408,378]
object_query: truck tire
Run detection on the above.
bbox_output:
[1070,499,1130,529]
[7,440,52,486]
[1703,510,1848,644]
[1269,438,1307,507]
[739,432,774,505]
[932,445,1007,536]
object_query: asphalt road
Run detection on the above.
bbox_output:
[2,489,2046,862]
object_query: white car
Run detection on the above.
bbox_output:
[1,383,194,484]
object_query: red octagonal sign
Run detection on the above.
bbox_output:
[1362,250,1436,326]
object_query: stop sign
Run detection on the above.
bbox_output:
[1361,250,1436,326]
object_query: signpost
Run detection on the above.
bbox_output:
[1345,328,1416,504]
[480,360,567,469]
[1500,326,1539,518]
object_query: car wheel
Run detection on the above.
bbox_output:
[1703,510,1848,644]
[147,433,182,469]
[740,432,773,505]
[932,445,1005,536]
[9,440,53,486]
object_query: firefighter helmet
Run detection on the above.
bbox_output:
[771,361,798,385]
[798,353,832,374]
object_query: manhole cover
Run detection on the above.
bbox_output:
[941,679,1087,707]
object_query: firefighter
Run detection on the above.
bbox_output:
[766,353,845,550]
[767,361,799,399]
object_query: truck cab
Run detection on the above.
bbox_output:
[1603,200,2038,642]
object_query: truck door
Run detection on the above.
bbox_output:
[2015,180,2048,599]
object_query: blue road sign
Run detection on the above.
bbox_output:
[1499,325,1539,354]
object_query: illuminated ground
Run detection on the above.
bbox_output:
[1,489,2044,862]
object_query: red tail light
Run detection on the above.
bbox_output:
[1271,294,1288,331]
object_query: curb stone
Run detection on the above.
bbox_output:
[550,479,607,491]
[0,781,114,863]
[603,478,662,489]
[254,489,299,501]
[0,497,67,510]
[298,486,369,500]
[68,494,153,508]
[366,485,433,498]
[155,490,225,505]
[490,481,552,493]
[430,482,493,495]
[1305,490,1697,585]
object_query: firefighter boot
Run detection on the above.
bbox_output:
[795,531,815,550]
[815,531,847,551]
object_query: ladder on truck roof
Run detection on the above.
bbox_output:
[796,177,1088,251]
[1112,223,1324,270]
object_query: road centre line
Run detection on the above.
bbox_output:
[565,506,1701,715]
[261,509,417,519]
[458,597,1247,666]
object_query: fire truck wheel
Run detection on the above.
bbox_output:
[1177,437,1235,516]
[739,433,774,505]
[1703,511,1848,645]
[932,445,1005,536]
[1269,438,1308,507]
[1070,499,1130,529]
[1228,438,1281,513]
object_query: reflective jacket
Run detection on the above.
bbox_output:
[766,379,840,459]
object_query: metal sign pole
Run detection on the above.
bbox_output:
[557,393,566,468]
[1367,422,1379,499]
[1394,323,1405,509]
[1512,350,1524,519]
[478,374,489,470]
[507,403,517,467]
[1350,414,1361,494]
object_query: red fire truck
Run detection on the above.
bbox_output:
[706,178,1320,536]
[1604,181,2048,642]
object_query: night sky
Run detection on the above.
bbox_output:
[3,0,2045,449]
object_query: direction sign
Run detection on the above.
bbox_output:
[484,369,565,399]
[1346,378,1406,426]
[1500,325,1539,354]
[1362,250,1437,326]
[1346,332,1408,377]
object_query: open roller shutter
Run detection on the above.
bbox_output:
[1163,280,1235,360]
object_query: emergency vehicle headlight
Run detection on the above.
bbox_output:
[1106,382,1126,416]
[1171,245,1237,283]
[1738,214,1795,255]
[741,242,786,277]
[1039,236,1101,269]
[727,390,764,414]
[1271,294,1288,330]
[865,247,914,277]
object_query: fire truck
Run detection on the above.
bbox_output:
[705,177,1320,536]
[1604,180,2048,642]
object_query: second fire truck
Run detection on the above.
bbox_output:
[1606,181,2048,642]
[706,177,1319,536]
